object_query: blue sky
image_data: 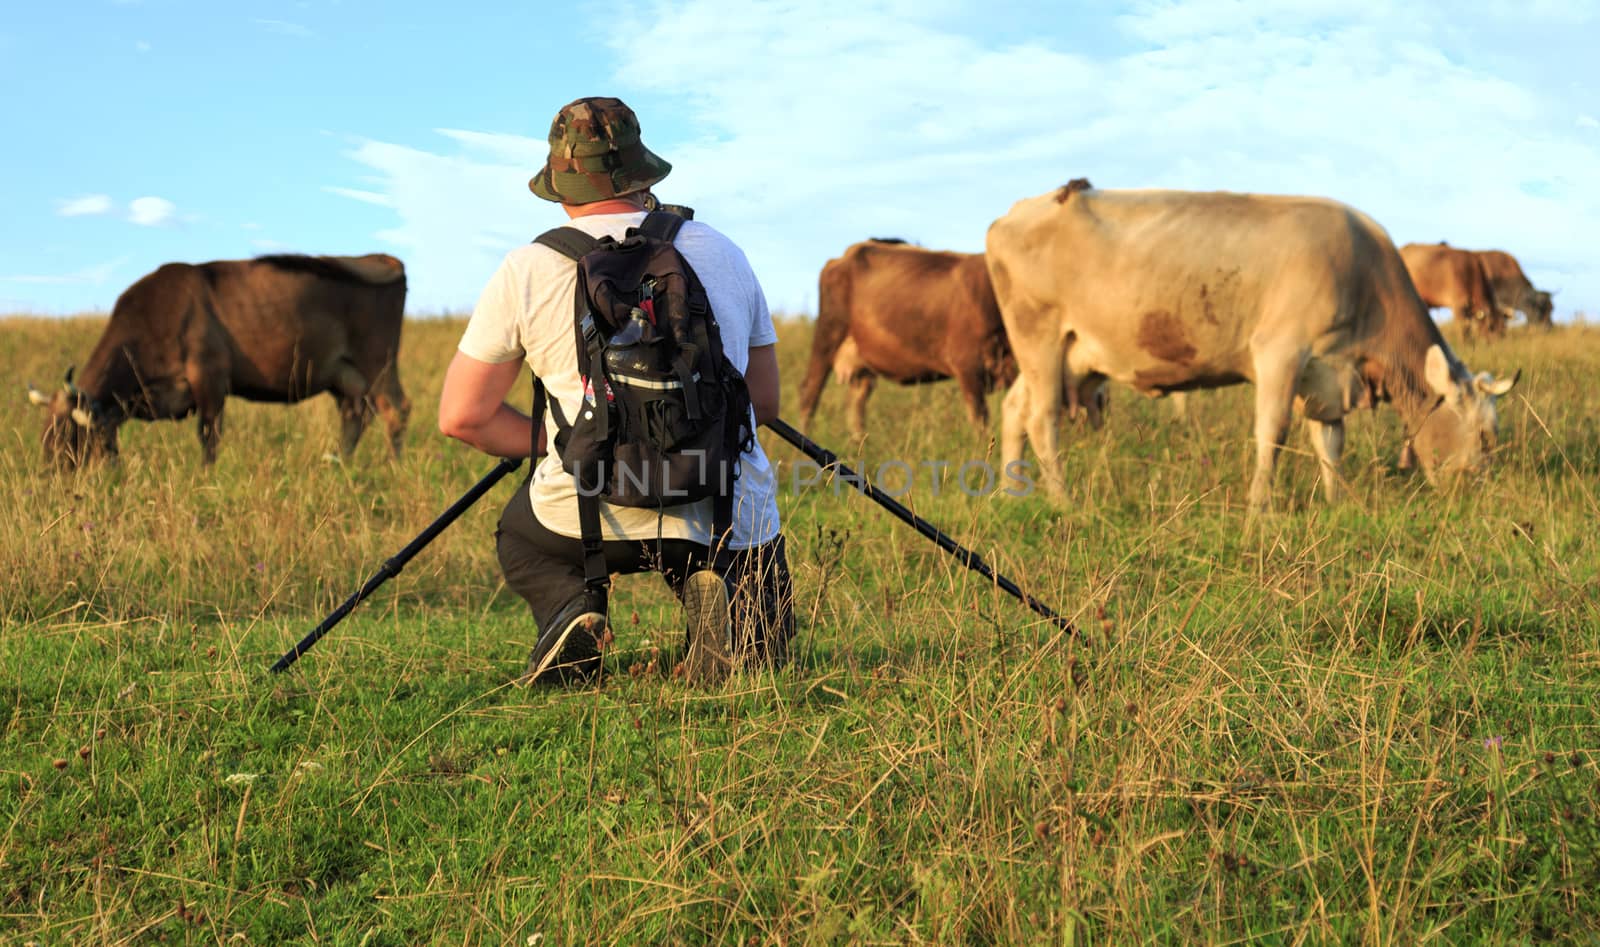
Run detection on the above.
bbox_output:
[2,0,1596,322]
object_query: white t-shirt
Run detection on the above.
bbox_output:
[458,212,782,549]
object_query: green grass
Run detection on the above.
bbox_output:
[2,315,1598,944]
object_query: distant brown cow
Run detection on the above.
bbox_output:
[1473,249,1554,328]
[1399,242,1505,340]
[797,239,1019,439]
[25,254,411,467]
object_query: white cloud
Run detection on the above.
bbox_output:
[135,40,151,52]
[1580,115,1599,129]
[322,186,395,208]
[0,258,126,286]
[330,131,558,310]
[1116,0,1397,43]
[127,196,176,226]
[252,18,317,38]
[58,194,112,217]
[1480,0,1596,21]
[331,0,1600,320]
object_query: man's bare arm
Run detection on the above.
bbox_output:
[745,343,780,425]
[437,351,542,458]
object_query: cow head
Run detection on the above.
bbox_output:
[1533,290,1554,326]
[26,368,119,468]
[1408,344,1517,483]
[1468,305,1508,340]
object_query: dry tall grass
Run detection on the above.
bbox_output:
[2,314,1597,943]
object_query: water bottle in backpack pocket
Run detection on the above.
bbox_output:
[534,210,752,511]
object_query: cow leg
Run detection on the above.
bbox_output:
[1167,391,1190,424]
[197,408,224,465]
[797,330,849,434]
[336,396,371,459]
[1001,376,1029,474]
[194,388,224,466]
[334,363,373,458]
[1064,374,1106,429]
[844,369,875,440]
[1306,419,1346,503]
[1398,439,1417,471]
[1079,378,1109,431]
[1248,353,1300,513]
[955,371,990,431]
[185,361,225,465]
[1064,376,1083,423]
[370,364,411,459]
[1020,356,1066,497]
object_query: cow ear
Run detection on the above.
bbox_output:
[1476,369,1519,397]
[71,407,94,428]
[1423,344,1459,399]
[27,384,51,406]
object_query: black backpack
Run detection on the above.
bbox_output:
[534,209,754,603]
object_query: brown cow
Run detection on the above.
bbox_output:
[797,239,1019,439]
[25,254,411,467]
[1473,249,1554,328]
[986,184,1518,512]
[1399,242,1505,340]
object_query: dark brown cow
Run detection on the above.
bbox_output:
[1473,249,1554,328]
[25,254,411,467]
[1399,242,1505,340]
[797,239,1018,438]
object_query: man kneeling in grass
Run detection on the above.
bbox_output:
[438,96,793,685]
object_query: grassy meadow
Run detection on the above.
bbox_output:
[2,313,1598,944]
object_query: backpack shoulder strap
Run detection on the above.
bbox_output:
[529,226,614,605]
[533,226,602,261]
[636,210,686,243]
[531,377,546,459]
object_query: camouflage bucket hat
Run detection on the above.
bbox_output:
[528,96,672,204]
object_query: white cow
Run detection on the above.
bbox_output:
[985,182,1518,511]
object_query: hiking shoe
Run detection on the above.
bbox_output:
[681,570,733,685]
[523,600,607,686]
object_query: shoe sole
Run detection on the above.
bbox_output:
[524,611,606,683]
[682,571,732,685]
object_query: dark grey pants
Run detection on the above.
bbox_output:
[494,481,795,667]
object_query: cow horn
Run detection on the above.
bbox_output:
[26,382,51,406]
[71,406,95,428]
[1477,369,1519,397]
